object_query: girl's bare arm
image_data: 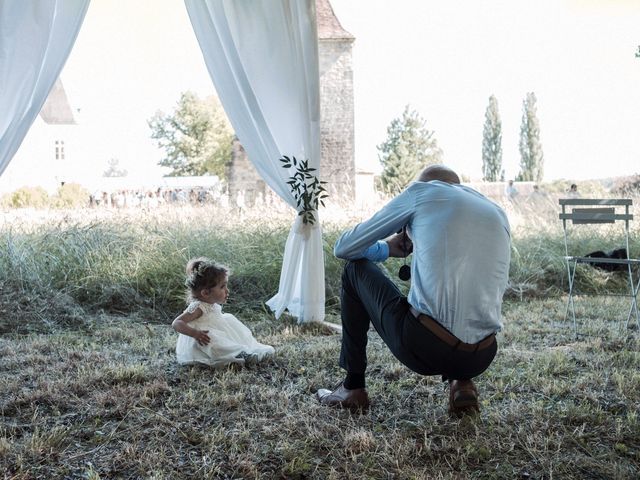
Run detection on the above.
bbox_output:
[171,308,210,346]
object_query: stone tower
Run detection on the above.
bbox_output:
[227,0,355,205]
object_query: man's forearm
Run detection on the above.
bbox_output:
[360,240,389,262]
[333,187,414,260]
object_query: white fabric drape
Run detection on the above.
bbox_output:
[185,0,325,322]
[0,0,90,176]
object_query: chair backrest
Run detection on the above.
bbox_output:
[559,198,633,258]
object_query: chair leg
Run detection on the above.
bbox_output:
[629,298,640,329]
[629,281,640,330]
[566,261,578,338]
[568,295,578,339]
[635,279,640,329]
[623,289,636,330]
[624,266,640,330]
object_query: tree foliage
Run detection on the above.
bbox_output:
[148,91,233,178]
[103,158,128,178]
[0,184,89,209]
[377,105,443,194]
[517,92,544,182]
[482,95,503,182]
[0,186,49,208]
[54,183,90,208]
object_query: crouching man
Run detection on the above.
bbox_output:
[317,165,511,416]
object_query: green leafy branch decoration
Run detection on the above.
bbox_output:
[279,155,328,225]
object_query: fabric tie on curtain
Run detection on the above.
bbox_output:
[185,0,325,323]
[0,0,90,176]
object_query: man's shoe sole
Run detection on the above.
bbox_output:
[316,391,369,413]
[449,391,479,417]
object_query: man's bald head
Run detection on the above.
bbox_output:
[418,165,460,184]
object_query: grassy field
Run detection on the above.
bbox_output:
[1,198,639,479]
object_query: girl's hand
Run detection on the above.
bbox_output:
[194,330,210,346]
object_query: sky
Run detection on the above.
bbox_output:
[36,0,640,183]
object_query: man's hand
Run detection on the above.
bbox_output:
[386,231,413,258]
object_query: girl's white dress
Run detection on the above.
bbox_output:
[175,300,274,367]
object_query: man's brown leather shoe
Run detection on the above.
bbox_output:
[449,379,479,417]
[316,383,370,412]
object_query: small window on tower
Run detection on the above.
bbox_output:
[55,140,65,160]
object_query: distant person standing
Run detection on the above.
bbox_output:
[567,183,580,198]
[254,191,265,208]
[529,184,546,202]
[219,192,230,209]
[505,180,519,201]
[113,191,125,209]
[235,190,246,216]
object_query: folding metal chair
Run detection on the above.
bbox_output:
[559,198,640,337]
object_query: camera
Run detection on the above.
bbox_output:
[397,226,411,281]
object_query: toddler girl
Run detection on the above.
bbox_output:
[172,257,274,367]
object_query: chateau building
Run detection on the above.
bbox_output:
[0,79,76,193]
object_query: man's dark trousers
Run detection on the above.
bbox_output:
[339,259,497,380]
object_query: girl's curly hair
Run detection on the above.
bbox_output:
[184,257,229,296]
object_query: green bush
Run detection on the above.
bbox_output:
[1,183,90,209]
[542,179,607,196]
[53,183,90,208]
[1,186,49,208]
[611,174,640,196]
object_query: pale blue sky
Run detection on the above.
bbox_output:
[57,0,640,183]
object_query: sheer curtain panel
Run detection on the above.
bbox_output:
[185,0,325,323]
[0,0,90,176]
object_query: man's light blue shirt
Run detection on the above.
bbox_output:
[334,180,511,344]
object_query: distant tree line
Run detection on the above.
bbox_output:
[149,89,546,191]
[376,92,544,192]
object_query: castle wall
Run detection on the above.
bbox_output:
[318,39,355,198]
[226,139,266,206]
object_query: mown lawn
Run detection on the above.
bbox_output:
[1,296,639,479]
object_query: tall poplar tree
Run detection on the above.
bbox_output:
[481,95,503,182]
[377,105,443,194]
[517,92,544,182]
